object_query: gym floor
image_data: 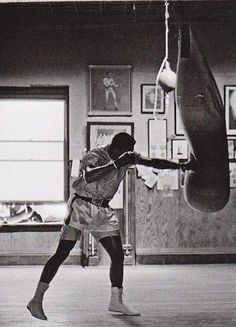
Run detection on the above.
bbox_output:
[0,264,235,327]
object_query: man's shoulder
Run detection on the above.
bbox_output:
[81,145,110,167]
[89,145,109,154]
[83,145,109,160]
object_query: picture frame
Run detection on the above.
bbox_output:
[228,139,235,159]
[229,162,236,188]
[174,93,185,136]
[225,85,236,135]
[171,139,188,160]
[148,119,167,159]
[141,84,165,114]
[87,122,134,150]
[88,65,132,116]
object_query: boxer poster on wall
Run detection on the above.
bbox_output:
[88,65,132,116]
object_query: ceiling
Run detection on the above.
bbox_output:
[0,1,235,31]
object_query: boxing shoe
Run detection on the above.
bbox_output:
[108,287,140,316]
[27,282,49,320]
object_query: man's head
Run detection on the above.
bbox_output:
[110,132,136,158]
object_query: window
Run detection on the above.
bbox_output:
[0,87,69,203]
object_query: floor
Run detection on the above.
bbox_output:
[0,264,235,327]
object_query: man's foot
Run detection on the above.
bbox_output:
[27,299,47,320]
[108,302,140,316]
[108,287,140,316]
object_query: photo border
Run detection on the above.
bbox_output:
[88,65,132,117]
[141,84,165,114]
[174,92,185,136]
[171,139,189,160]
[148,119,167,159]
[87,122,134,150]
[224,85,236,135]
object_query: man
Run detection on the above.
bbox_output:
[27,132,194,320]
[103,72,120,110]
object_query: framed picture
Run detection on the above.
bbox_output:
[88,65,132,116]
[228,139,235,159]
[174,93,185,136]
[87,122,134,150]
[148,119,167,159]
[171,139,188,160]
[141,84,165,114]
[229,162,236,188]
[225,85,236,135]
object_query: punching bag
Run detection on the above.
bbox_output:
[176,25,230,212]
[158,65,177,93]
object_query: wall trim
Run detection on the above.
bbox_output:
[0,254,99,266]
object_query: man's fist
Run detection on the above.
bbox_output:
[180,158,198,172]
[114,151,140,169]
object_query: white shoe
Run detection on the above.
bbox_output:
[108,287,140,316]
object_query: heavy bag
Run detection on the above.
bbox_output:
[176,25,230,212]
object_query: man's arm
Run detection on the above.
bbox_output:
[84,163,116,183]
[138,156,196,172]
[84,152,138,183]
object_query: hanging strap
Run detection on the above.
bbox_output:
[153,0,170,119]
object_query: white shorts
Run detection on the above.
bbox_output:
[60,224,120,242]
[60,195,120,241]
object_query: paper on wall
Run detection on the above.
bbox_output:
[144,173,158,188]
[71,159,80,177]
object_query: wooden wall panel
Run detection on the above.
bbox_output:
[135,176,236,254]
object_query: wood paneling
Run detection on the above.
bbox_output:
[135,176,236,256]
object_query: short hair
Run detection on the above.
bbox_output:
[110,132,136,149]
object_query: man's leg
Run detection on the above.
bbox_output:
[99,235,140,316]
[111,89,118,109]
[27,226,79,320]
[104,90,109,108]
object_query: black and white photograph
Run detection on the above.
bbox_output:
[148,119,167,159]
[171,139,189,160]
[0,2,235,327]
[225,85,236,135]
[174,98,185,136]
[228,139,235,159]
[87,122,134,149]
[141,84,165,114]
[89,65,132,116]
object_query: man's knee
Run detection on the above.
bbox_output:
[55,240,76,261]
[111,249,124,265]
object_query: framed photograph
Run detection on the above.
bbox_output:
[88,65,132,116]
[87,122,134,150]
[228,139,235,159]
[141,84,165,114]
[171,139,188,160]
[148,119,167,159]
[229,162,236,188]
[225,85,236,135]
[174,93,185,136]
